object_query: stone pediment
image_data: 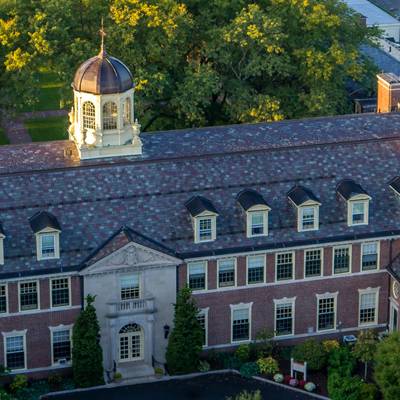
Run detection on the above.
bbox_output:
[80,241,181,276]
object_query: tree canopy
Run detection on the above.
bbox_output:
[0,0,378,129]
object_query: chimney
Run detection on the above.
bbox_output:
[377,73,400,113]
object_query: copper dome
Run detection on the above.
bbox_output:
[72,49,134,95]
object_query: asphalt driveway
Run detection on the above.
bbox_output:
[43,373,322,400]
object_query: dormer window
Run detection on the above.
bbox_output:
[337,180,370,227]
[29,211,61,261]
[0,222,4,265]
[287,185,320,232]
[185,196,218,243]
[236,189,270,238]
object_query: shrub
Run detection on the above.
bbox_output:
[361,383,378,400]
[273,373,284,383]
[298,379,305,389]
[223,355,242,370]
[328,346,355,377]
[239,362,259,378]
[304,382,316,392]
[292,339,326,371]
[0,389,15,400]
[235,344,250,363]
[256,356,279,375]
[198,360,210,372]
[253,329,275,358]
[283,375,291,384]
[10,375,28,393]
[47,373,62,390]
[322,339,340,354]
[227,390,262,400]
[289,378,298,387]
[113,372,122,381]
[154,367,164,376]
[374,332,400,400]
[328,371,372,400]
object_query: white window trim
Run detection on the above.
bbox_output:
[275,251,295,282]
[194,213,217,244]
[187,261,208,291]
[2,329,27,372]
[36,229,60,261]
[303,248,324,279]
[360,241,380,271]
[273,297,296,337]
[316,292,338,332]
[198,307,209,347]
[297,204,320,232]
[18,280,40,312]
[49,324,73,366]
[332,244,352,275]
[358,287,380,327]
[0,234,4,265]
[230,302,253,344]
[50,277,72,309]
[389,301,399,332]
[217,258,237,289]
[119,273,142,301]
[347,197,370,227]
[246,254,266,285]
[0,282,8,315]
[246,205,270,238]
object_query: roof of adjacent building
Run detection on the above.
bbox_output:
[344,0,400,26]
[3,113,400,278]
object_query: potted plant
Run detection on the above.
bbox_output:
[154,367,164,378]
[113,372,122,383]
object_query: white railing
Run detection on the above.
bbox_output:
[107,297,155,316]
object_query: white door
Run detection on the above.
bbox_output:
[118,324,144,362]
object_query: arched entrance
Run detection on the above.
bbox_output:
[118,323,144,362]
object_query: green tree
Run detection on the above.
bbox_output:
[374,332,400,400]
[166,286,203,375]
[352,329,377,381]
[72,294,104,388]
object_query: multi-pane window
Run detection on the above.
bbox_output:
[361,242,378,271]
[197,310,208,346]
[351,201,367,225]
[318,296,336,331]
[51,278,70,307]
[123,98,131,125]
[232,308,250,342]
[120,274,140,300]
[275,302,294,336]
[301,207,316,230]
[52,330,72,364]
[359,291,378,325]
[304,249,322,277]
[198,217,212,242]
[6,336,25,370]
[333,246,350,274]
[82,101,96,130]
[40,233,56,259]
[188,262,206,291]
[247,255,265,284]
[276,252,293,281]
[103,102,118,130]
[19,281,39,311]
[218,259,235,288]
[0,284,7,313]
[249,212,265,236]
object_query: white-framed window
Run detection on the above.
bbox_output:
[3,331,27,371]
[361,242,379,271]
[19,281,39,312]
[36,231,60,261]
[275,252,294,281]
[274,297,295,337]
[317,293,337,331]
[0,283,7,314]
[103,101,118,130]
[50,326,72,365]
[333,245,351,274]
[188,261,207,291]
[298,205,319,232]
[348,199,369,226]
[359,288,379,326]
[246,210,268,237]
[304,249,323,278]
[247,255,265,284]
[120,274,140,300]
[50,278,71,308]
[197,308,209,347]
[231,303,252,343]
[194,216,216,243]
[82,101,96,130]
[218,258,236,288]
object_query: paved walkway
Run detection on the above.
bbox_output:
[0,109,68,144]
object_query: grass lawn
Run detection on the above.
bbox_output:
[0,127,9,145]
[21,71,64,112]
[25,116,68,142]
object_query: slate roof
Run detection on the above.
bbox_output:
[287,186,320,206]
[336,179,370,200]
[3,113,400,278]
[185,196,218,217]
[389,176,400,195]
[237,189,270,211]
[29,211,61,233]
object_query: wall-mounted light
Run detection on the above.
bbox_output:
[164,324,170,339]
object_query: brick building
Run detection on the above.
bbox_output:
[1,45,400,379]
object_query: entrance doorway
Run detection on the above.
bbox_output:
[119,323,144,362]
